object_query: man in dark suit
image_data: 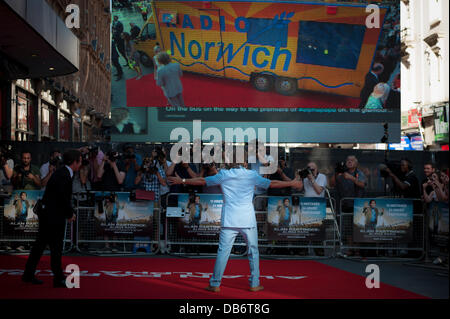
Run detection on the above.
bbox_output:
[359,63,384,108]
[22,149,82,288]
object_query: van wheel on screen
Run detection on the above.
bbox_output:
[251,73,274,92]
[275,77,297,96]
[139,51,153,68]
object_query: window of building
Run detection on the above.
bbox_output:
[83,123,91,142]
[73,118,81,142]
[15,90,36,141]
[41,103,56,140]
[296,21,366,70]
[247,17,288,48]
[59,111,71,141]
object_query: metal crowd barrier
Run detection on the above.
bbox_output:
[0,195,72,254]
[254,193,339,259]
[338,197,425,261]
[161,192,339,259]
[73,192,161,255]
[163,193,247,256]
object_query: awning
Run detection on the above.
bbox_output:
[0,0,79,79]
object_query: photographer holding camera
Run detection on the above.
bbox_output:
[122,144,142,192]
[1,145,14,191]
[334,155,367,204]
[295,162,327,198]
[268,157,294,196]
[40,149,62,189]
[97,150,126,191]
[86,145,104,191]
[153,147,171,206]
[382,158,420,199]
[135,157,167,202]
[12,151,41,190]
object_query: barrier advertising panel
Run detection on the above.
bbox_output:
[2,190,43,236]
[94,192,154,236]
[353,198,413,243]
[176,193,222,238]
[267,196,327,241]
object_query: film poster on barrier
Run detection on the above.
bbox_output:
[176,194,222,239]
[94,192,154,236]
[2,190,43,236]
[266,196,327,241]
[353,198,413,243]
[427,201,449,247]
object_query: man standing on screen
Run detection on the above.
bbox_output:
[168,147,302,292]
[363,200,384,232]
[277,198,292,227]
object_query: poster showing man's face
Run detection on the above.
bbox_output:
[283,198,290,207]
[20,192,27,200]
[369,200,376,208]
[195,196,200,204]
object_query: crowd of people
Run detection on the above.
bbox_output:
[2,144,449,205]
[1,143,448,260]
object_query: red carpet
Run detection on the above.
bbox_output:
[126,72,360,108]
[0,256,425,299]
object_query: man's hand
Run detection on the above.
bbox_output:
[383,167,393,177]
[49,165,56,173]
[168,176,182,185]
[307,173,315,182]
[68,214,76,222]
[343,172,356,182]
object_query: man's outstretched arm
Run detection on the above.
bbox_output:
[270,179,302,189]
[168,176,206,186]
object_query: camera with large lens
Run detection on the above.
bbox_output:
[141,158,157,175]
[82,152,90,166]
[17,165,31,177]
[106,151,121,162]
[0,145,12,166]
[380,160,402,178]
[298,167,312,179]
[335,161,347,174]
[49,155,63,168]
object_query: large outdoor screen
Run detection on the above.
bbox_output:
[110,0,401,143]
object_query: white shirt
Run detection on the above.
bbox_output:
[205,167,271,228]
[65,165,74,178]
[303,173,327,198]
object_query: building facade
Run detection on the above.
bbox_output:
[401,0,449,150]
[0,0,111,142]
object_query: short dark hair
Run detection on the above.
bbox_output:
[156,52,171,65]
[369,200,376,204]
[401,158,412,170]
[50,148,61,156]
[63,149,82,166]
[20,192,27,197]
[21,151,31,157]
[424,162,435,168]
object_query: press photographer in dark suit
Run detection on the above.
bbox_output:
[22,150,82,288]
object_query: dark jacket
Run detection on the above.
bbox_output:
[359,72,379,108]
[41,166,74,224]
